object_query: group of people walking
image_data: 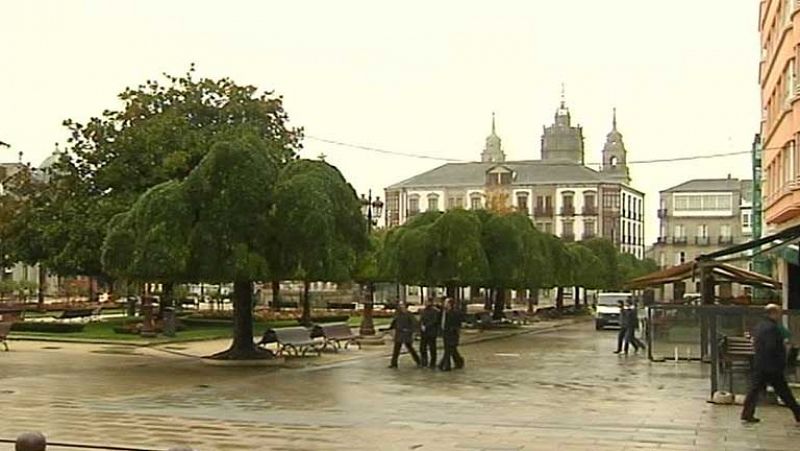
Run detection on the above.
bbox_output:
[614,299,645,355]
[388,297,464,371]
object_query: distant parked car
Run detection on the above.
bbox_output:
[594,292,632,330]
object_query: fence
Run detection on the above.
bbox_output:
[645,304,800,396]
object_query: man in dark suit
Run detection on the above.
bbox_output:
[388,302,421,368]
[741,304,800,423]
[439,298,464,371]
[613,300,629,354]
[419,298,441,369]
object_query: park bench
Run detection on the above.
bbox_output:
[504,310,533,325]
[315,322,361,352]
[718,335,754,394]
[326,302,356,311]
[54,307,101,322]
[0,322,11,351]
[258,326,322,357]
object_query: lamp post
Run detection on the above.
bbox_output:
[359,189,383,336]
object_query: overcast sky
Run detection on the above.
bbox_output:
[0,0,760,243]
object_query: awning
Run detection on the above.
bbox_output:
[626,261,781,290]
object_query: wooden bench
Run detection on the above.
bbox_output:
[719,335,754,394]
[326,302,356,311]
[258,326,321,357]
[54,307,101,322]
[316,323,361,352]
[0,322,11,351]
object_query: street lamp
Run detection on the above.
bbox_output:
[359,189,383,336]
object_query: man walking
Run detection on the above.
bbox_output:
[613,300,629,354]
[741,304,800,423]
[439,298,464,371]
[388,302,421,368]
[624,299,645,353]
[419,298,441,369]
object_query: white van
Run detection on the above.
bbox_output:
[594,292,632,330]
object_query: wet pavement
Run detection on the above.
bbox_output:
[0,321,798,450]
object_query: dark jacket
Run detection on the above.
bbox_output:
[390,310,418,343]
[752,318,787,373]
[441,309,462,341]
[419,306,441,337]
[623,307,639,330]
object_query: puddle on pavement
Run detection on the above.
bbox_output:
[164,345,188,350]
[90,347,140,356]
[41,346,61,350]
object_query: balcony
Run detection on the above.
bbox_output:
[694,236,711,246]
[534,207,554,217]
[581,233,596,241]
[582,206,598,216]
[561,233,575,242]
[657,208,667,218]
[718,236,734,245]
[407,209,420,218]
[672,236,688,245]
[560,205,575,216]
[656,236,668,245]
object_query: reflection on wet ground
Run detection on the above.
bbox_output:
[0,323,798,450]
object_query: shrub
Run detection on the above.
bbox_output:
[11,322,86,333]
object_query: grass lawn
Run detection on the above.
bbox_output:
[11,315,394,344]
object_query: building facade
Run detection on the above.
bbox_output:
[652,178,753,300]
[384,101,645,258]
[759,0,800,309]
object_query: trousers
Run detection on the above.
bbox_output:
[741,370,800,420]
[419,334,437,368]
[390,341,420,367]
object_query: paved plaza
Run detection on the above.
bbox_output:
[0,321,798,450]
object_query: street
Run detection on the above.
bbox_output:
[0,321,798,450]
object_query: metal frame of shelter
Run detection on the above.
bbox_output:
[626,223,800,396]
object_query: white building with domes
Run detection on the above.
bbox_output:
[384,97,645,258]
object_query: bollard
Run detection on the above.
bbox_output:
[15,432,46,451]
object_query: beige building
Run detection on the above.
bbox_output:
[385,100,646,258]
[652,177,753,300]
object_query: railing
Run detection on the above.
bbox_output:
[560,205,575,216]
[718,236,734,245]
[582,206,598,216]
[561,233,575,242]
[657,208,668,218]
[656,236,668,244]
[534,207,553,217]
[694,236,711,246]
[581,233,595,240]
[673,236,688,245]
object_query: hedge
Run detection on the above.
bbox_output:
[11,322,86,333]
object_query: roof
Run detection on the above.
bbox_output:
[662,178,752,193]
[626,261,781,290]
[386,160,619,190]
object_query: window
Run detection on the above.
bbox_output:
[697,224,708,238]
[673,194,733,211]
[447,196,464,210]
[742,211,752,228]
[720,224,731,238]
[470,195,482,210]
[516,194,529,215]
[562,220,574,237]
[562,192,574,208]
[408,196,420,215]
[544,222,553,234]
[427,194,439,212]
[675,252,685,265]
[584,219,595,237]
[584,192,596,210]
[674,224,685,238]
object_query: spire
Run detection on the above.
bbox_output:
[482,112,504,163]
[560,83,566,109]
[491,111,496,134]
[612,107,617,130]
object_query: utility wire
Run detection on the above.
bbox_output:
[306,135,757,166]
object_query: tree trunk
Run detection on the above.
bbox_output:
[213,280,270,360]
[87,276,95,303]
[300,280,311,326]
[574,286,581,308]
[160,282,174,318]
[484,288,493,311]
[528,289,539,314]
[271,280,281,311]
[37,266,46,310]
[555,286,564,310]
[492,288,506,320]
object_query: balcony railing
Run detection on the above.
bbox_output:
[534,207,554,217]
[718,235,734,245]
[582,206,598,216]
[694,236,711,246]
[581,233,596,241]
[561,233,575,242]
[656,236,668,244]
[657,208,667,218]
[560,205,575,216]
[672,236,688,245]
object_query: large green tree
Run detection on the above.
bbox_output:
[9,67,301,294]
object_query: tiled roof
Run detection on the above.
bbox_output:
[662,178,752,193]
[386,160,615,189]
